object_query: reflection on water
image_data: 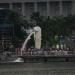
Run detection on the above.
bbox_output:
[0,62,75,75]
[0,62,75,69]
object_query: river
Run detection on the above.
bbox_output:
[0,62,75,75]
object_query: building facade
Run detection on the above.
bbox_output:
[0,0,74,17]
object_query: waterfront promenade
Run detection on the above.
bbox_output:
[0,62,75,75]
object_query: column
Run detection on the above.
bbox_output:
[59,0,62,16]
[72,0,75,15]
[47,2,50,16]
[9,3,13,10]
[34,2,38,12]
[22,2,25,16]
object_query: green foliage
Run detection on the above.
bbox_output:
[26,35,35,48]
[7,10,27,47]
[30,12,75,47]
[6,10,75,48]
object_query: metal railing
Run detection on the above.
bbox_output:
[17,50,75,57]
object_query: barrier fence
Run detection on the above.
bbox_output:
[16,49,75,57]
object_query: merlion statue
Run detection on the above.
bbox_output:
[20,26,41,55]
[34,26,41,49]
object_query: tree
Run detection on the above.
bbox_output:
[7,10,28,47]
[30,12,75,48]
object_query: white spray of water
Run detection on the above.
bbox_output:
[12,58,24,62]
[21,32,34,55]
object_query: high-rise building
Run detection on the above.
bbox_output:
[0,9,15,52]
[0,0,74,17]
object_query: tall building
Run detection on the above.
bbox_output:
[0,0,75,17]
[0,9,15,52]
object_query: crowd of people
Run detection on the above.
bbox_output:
[16,47,75,56]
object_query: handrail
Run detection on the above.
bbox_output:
[17,50,75,57]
